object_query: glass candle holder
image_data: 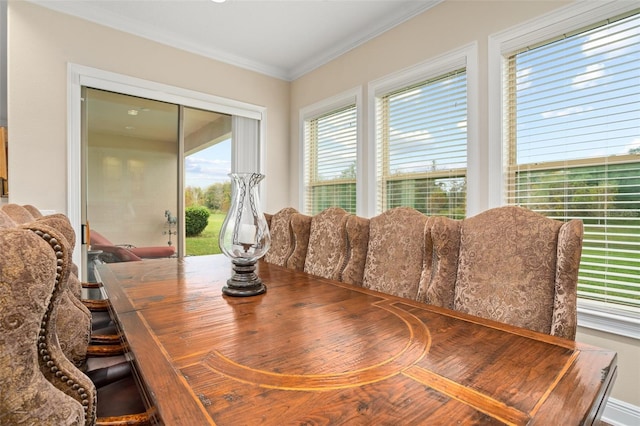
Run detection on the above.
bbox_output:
[218,172,271,296]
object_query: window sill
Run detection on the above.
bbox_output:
[577,300,640,340]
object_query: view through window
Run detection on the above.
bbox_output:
[506,10,640,310]
[184,136,232,256]
[377,70,467,218]
[183,106,233,256]
[304,105,358,214]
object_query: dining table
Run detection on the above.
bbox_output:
[96,254,617,425]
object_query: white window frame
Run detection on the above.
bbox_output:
[368,42,479,218]
[299,87,364,215]
[488,0,640,339]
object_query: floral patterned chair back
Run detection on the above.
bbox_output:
[421,205,583,340]
[302,207,350,281]
[362,207,434,300]
[36,214,80,294]
[263,207,299,267]
[0,203,35,224]
[0,228,87,425]
[23,204,44,218]
[0,209,17,228]
[341,215,370,286]
[287,212,312,271]
[24,219,93,368]
[17,223,98,424]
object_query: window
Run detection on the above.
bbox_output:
[303,104,358,214]
[374,61,469,218]
[505,10,640,312]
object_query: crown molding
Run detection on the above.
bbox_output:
[286,1,442,80]
[29,0,287,79]
[29,0,441,82]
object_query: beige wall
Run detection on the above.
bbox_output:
[578,327,640,407]
[290,0,639,410]
[87,131,178,248]
[7,1,290,214]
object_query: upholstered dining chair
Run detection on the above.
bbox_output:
[22,203,44,218]
[14,223,99,424]
[35,214,89,299]
[287,212,312,271]
[18,206,98,293]
[361,207,434,300]
[12,214,121,368]
[341,214,371,286]
[263,207,299,267]
[14,219,94,369]
[21,220,128,369]
[0,202,35,224]
[11,207,105,307]
[419,205,583,340]
[8,209,112,337]
[34,214,122,349]
[0,228,87,425]
[0,208,16,228]
[16,222,152,425]
[301,207,350,281]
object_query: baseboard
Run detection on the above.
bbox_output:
[602,397,640,426]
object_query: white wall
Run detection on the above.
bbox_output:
[290,0,640,416]
[7,0,290,214]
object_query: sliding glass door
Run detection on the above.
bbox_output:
[82,89,242,274]
[83,88,180,266]
[72,67,264,281]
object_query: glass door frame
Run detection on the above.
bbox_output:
[68,64,266,280]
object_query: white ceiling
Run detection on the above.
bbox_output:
[85,88,231,144]
[31,0,441,81]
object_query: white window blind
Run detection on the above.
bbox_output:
[506,10,640,310]
[304,105,357,215]
[377,70,467,218]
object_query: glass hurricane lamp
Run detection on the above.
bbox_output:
[218,172,271,297]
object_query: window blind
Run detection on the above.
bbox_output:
[506,11,640,309]
[376,70,467,218]
[304,105,357,215]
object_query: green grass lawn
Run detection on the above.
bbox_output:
[185,212,226,256]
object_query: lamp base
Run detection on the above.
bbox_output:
[222,259,267,297]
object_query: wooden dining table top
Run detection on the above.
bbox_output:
[96,254,617,426]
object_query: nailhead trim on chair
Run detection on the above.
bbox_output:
[33,229,96,425]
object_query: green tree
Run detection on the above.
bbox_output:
[185,186,204,207]
[515,166,626,222]
[339,161,356,179]
[203,182,232,212]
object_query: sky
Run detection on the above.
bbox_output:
[515,14,639,164]
[184,138,231,188]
